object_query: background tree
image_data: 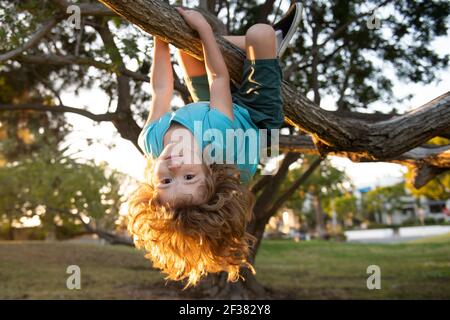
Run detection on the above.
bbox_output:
[333,193,358,227]
[363,182,406,224]
[0,146,132,242]
[281,156,351,237]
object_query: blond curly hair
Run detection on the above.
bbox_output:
[127,159,256,287]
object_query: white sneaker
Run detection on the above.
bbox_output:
[273,1,303,58]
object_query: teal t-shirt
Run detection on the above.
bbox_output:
[138,102,260,183]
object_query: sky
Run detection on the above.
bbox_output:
[59,8,450,192]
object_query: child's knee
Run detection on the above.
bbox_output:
[246,24,276,44]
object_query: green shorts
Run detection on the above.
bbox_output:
[184,59,284,131]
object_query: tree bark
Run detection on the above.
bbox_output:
[278,134,450,187]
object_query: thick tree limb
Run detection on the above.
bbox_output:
[98,0,450,163]
[279,134,450,187]
[282,87,450,160]
[279,134,450,168]
[409,164,446,189]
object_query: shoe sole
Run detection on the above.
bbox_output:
[277,2,303,58]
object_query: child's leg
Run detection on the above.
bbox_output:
[175,50,210,102]
[174,33,254,102]
[176,26,277,104]
[176,36,244,103]
[175,50,206,77]
[224,33,276,58]
[176,29,274,77]
[176,36,247,70]
[231,24,284,130]
[223,36,246,51]
[176,26,275,77]
[244,24,277,60]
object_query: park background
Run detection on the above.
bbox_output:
[0,0,449,299]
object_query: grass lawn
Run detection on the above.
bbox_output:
[0,235,449,299]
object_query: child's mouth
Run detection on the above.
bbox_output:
[164,154,182,160]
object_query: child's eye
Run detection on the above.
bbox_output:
[184,174,195,180]
[161,178,172,184]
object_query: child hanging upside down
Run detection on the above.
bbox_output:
[127,3,302,287]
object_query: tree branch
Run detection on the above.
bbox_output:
[51,0,116,16]
[250,175,271,194]
[409,164,446,189]
[17,54,190,97]
[17,54,112,71]
[48,206,134,246]
[279,134,450,168]
[253,152,300,214]
[257,0,276,24]
[0,103,117,122]
[297,0,395,66]
[0,18,60,63]
[92,18,142,146]
[267,157,322,216]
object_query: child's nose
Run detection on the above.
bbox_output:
[168,159,182,171]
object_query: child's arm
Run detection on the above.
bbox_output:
[176,8,233,120]
[145,36,174,125]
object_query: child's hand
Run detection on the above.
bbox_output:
[176,7,210,31]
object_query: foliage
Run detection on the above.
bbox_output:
[280,156,352,226]
[0,146,128,235]
[0,110,69,164]
[333,193,358,222]
[282,0,450,110]
[0,0,153,122]
[362,182,406,221]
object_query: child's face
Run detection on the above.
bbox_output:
[152,146,207,206]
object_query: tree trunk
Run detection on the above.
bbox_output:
[313,193,326,239]
[8,220,14,240]
[45,224,57,241]
[192,269,269,299]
